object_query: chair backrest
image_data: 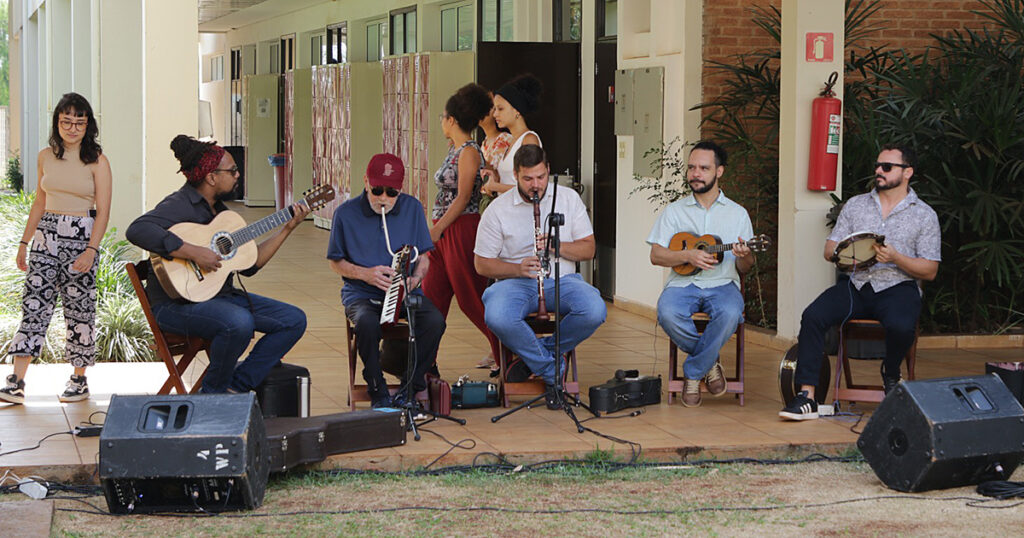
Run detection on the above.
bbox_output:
[125,260,171,351]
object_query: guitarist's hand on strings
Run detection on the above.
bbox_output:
[179,243,222,272]
[731,238,753,260]
[284,202,311,231]
[683,248,718,271]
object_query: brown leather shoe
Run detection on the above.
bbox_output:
[682,378,702,408]
[705,361,727,397]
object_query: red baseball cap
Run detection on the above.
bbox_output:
[366,153,405,190]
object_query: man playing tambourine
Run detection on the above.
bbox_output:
[780,144,941,421]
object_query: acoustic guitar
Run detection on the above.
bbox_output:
[668,232,772,276]
[151,184,336,302]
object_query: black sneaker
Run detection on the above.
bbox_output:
[0,374,26,405]
[882,374,901,396]
[543,383,562,410]
[59,375,90,403]
[779,390,818,421]
[390,390,408,408]
[370,391,392,409]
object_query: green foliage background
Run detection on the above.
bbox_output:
[693,0,1024,334]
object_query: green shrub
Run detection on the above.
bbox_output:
[4,153,22,192]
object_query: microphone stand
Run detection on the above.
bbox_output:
[491,175,596,430]
[397,258,466,442]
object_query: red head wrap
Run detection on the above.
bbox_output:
[184,145,226,184]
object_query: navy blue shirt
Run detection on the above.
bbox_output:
[327,192,434,307]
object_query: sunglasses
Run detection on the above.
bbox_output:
[874,162,910,173]
[370,186,400,197]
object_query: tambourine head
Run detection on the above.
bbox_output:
[833,232,884,272]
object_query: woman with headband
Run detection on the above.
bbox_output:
[480,74,544,197]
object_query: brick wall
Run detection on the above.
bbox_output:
[701,0,993,109]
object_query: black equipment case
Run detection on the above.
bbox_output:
[589,370,661,415]
[254,362,310,419]
[264,409,407,472]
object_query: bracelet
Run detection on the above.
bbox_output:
[86,246,99,253]
[19,240,29,246]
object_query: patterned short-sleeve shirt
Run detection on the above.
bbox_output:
[828,187,941,292]
[432,141,485,220]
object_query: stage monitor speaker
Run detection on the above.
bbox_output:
[858,374,1024,492]
[99,393,270,514]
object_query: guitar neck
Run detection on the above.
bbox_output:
[229,204,300,245]
[704,242,739,254]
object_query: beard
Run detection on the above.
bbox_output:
[518,185,542,203]
[689,176,717,194]
[875,175,903,191]
[215,188,237,202]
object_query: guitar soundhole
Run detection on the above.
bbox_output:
[212,232,236,259]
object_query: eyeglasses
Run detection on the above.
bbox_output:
[370,186,400,197]
[213,166,239,174]
[59,119,88,132]
[874,162,910,173]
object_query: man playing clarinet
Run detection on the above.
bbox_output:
[474,145,606,409]
[327,153,445,408]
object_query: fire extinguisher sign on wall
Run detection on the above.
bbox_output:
[808,72,842,191]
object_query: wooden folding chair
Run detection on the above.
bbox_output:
[496,315,580,408]
[126,261,210,394]
[344,318,428,410]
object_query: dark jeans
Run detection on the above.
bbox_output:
[153,293,307,393]
[345,296,446,395]
[795,278,920,387]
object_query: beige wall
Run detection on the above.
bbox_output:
[199,32,227,144]
[613,0,704,312]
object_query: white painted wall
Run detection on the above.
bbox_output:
[200,32,227,144]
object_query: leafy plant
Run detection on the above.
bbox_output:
[4,153,22,192]
[629,137,694,209]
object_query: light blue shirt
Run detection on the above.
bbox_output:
[646,191,753,290]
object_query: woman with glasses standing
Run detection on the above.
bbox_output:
[2,93,112,405]
[480,74,543,196]
[422,83,501,371]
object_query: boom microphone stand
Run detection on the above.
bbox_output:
[491,175,596,430]
[397,260,465,442]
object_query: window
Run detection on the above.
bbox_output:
[327,22,347,64]
[366,19,387,62]
[310,34,325,66]
[555,0,582,42]
[599,0,617,38]
[280,34,295,72]
[210,55,224,81]
[441,3,473,52]
[390,7,416,55]
[481,0,514,42]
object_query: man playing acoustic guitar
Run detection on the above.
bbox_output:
[780,144,940,421]
[647,141,756,408]
[126,135,310,394]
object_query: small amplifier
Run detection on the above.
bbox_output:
[589,370,661,415]
[254,362,311,418]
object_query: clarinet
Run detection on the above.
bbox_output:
[532,194,550,321]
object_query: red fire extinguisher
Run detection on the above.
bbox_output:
[807,72,842,191]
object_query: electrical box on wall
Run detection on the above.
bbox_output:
[612,67,664,177]
[614,69,633,136]
[631,67,665,178]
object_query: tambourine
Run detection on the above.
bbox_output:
[778,344,831,405]
[832,232,885,272]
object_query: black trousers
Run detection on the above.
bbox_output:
[346,296,446,395]
[795,278,920,387]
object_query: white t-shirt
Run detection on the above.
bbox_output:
[475,182,592,278]
[495,130,542,186]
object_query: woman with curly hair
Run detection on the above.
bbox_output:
[2,92,112,405]
[480,74,543,197]
[422,83,501,369]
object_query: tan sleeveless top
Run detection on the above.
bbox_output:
[40,147,95,214]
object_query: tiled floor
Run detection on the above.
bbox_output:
[1,203,1019,481]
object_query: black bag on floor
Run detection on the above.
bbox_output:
[254,362,310,418]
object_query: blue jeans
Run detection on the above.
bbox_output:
[152,292,307,393]
[482,274,606,385]
[657,283,743,380]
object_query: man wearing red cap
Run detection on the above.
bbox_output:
[327,153,444,408]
